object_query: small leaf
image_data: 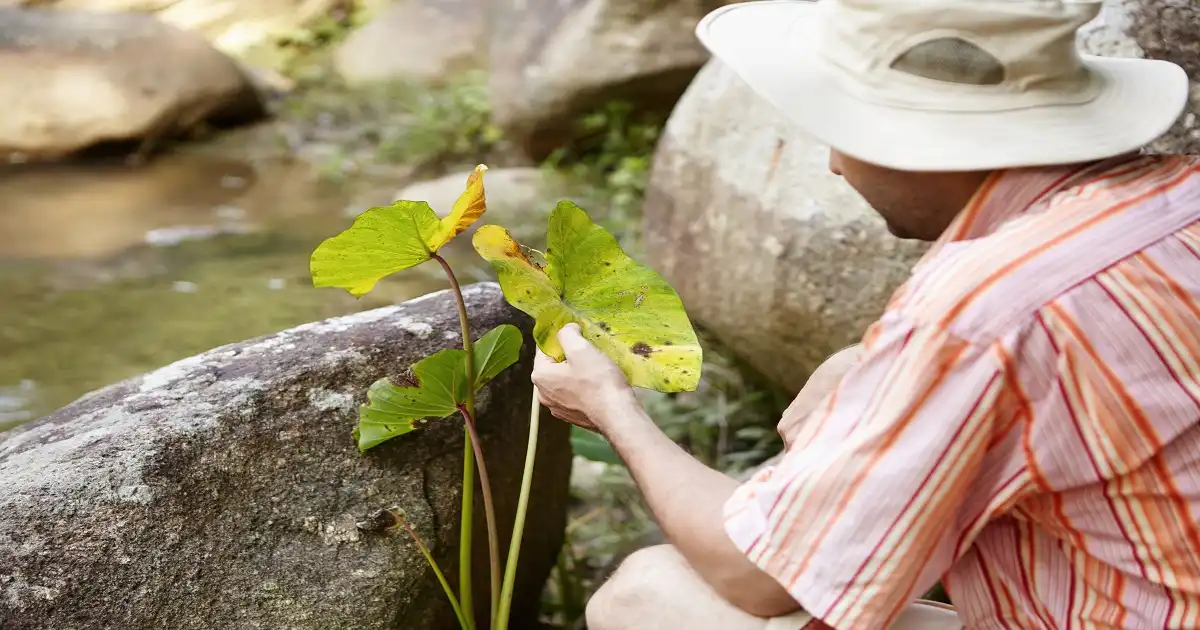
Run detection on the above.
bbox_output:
[472,322,524,387]
[473,200,701,392]
[355,324,523,451]
[570,426,623,465]
[311,165,488,297]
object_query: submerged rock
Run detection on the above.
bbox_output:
[0,8,265,163]
[0,283,571,629]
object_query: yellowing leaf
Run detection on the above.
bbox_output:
[355,324,523,451]
[310,165,488,297]
[473,200,701,392]
[429,163,488,250]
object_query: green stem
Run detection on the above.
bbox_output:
[433,253,481,630]
[401,519,471,630]
[495,385,542,629]
[460,405,502,630]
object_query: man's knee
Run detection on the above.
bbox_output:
[586,545,686,629]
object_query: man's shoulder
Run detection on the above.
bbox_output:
[890,156,1200,345]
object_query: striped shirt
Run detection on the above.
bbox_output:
[724,155,1200,629]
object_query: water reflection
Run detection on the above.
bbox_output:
[0,152,476,425]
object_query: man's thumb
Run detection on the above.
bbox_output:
[556,323,595,359]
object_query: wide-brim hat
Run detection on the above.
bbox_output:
[696,0,1190,172]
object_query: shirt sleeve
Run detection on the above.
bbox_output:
[724,314,1015,629]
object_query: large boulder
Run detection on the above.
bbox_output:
[1077,0,1199,154]
[333,0,487,86]
[487,0,730,159]
[644,0,1200,394]
[643,61,928,394]
[0,283,572,630]
[0,8,265,163]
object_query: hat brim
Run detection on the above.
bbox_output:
[696,0,1191,172]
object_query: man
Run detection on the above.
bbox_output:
[533,0,1200,628]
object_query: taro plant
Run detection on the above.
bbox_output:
[309,164,701,630]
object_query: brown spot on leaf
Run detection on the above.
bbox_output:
[631,342,653,357]
[597,321,611,332]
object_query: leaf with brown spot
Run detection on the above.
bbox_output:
[472,201,701,392]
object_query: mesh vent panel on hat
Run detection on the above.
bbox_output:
[889,37,1006,86]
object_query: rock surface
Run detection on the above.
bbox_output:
[333,0,487,86]
[643,61,929,394]
[0,283,571,630]
[487,0,729,159]
[0,8,265,163]
[1077,0,1199,154]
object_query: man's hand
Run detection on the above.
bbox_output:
[531,323,801,618]
[531,323,636,434]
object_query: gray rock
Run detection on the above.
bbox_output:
[0,8,265,163]
[333,0,487,86]
[1077,0,1199,154]
[643,61,928,394]
[0,283,571,630]
[487,0,731,159]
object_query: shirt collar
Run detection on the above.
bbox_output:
[929,153,1147,255]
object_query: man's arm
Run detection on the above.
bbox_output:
[595,390,801,618]
[537,321,1014,629]
[532,328,860,617]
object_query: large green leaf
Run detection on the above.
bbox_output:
[311,164,488,297]
[355,324,523,451]
[472,200,701,392]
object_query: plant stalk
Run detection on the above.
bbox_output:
[433,253,483,630]
[460,405,502,630]
[400,519,471,630]
[495,385,542,629]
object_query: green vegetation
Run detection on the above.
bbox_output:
[268,71,502,186]
[310,163,703,629]
[281,66,786,626]
[541,101,667,251]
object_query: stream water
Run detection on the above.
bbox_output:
[0,134,493,429]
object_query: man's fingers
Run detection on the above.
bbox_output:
[534,348,560,371]
[556,323,598,361]
[533,349,569,390]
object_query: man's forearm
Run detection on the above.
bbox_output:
[597,392,800,617]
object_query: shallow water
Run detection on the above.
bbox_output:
[0,146,491,428]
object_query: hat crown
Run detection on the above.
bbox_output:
[817,0,1104,110]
